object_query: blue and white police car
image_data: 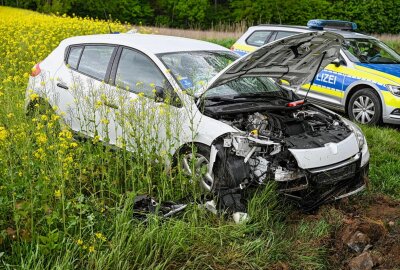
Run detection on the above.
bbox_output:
[232,20,400,125]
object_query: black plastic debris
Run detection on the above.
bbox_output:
[219,192,247,213]
[132,195,187,220]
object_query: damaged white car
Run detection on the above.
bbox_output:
[26,32,369,217]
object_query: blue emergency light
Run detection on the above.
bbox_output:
[307,19,357,31]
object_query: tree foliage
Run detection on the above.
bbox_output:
[2,0,400,33]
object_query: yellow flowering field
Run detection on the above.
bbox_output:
[1,6,400,270]
[0,6,181,268]
[0,7,240,269]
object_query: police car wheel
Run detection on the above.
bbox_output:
[348,89,381,125]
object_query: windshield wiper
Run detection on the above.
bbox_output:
[202,96,235,102]
[232,93,291,101]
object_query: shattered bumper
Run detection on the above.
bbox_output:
[279,152,369,211]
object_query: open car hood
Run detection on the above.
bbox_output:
[197,31,343,97]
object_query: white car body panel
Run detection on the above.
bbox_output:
[289,133,359,169]
[27,34,237,156]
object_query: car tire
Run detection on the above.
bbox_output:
[348,89,382,125]
[178,144,215,193]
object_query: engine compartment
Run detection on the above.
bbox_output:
[215,104,351,149]
[208,103,353,195]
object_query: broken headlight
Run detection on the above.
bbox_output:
[342,118,365,150]
[274,166,305,181]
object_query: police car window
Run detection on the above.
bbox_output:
[246,31,272,47]
[275,31,298,40]
[115,48,172,98]
[78,45,115,80]
[343,38,400,64]
[67,46,83,69]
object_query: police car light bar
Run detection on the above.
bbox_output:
[307,19,357,31]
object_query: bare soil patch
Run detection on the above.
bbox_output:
[328,195,400,269]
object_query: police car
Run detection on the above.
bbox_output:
[232,20,400,125]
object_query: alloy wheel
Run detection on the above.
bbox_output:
[181,152,214,192]
[352,95,375,124]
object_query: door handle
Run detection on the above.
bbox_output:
[103,101,119,109]
[56,83,69,90]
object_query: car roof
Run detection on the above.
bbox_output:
[250,24,374,39]
[60,33,230,54]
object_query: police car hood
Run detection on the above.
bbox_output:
[197,31,343,96]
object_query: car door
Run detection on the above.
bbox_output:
[268,31,346,108]
[296,53,347,110]
[105,47,186,154]
[55,44,117,137]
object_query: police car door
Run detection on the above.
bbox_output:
[297,52,347,110]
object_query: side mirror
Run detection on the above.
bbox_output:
[332,58,346,67]
[154,86,165,102]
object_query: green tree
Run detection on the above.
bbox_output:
[155,0,210,27]
[3,0,400,33]
[69,0,153,24]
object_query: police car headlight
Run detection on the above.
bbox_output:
[387,85,400,97]
[342,118,365,150]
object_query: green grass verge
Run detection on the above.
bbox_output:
[361,125,400,199]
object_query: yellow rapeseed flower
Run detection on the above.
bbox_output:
[36,133,48,144]
[93,135,100,144]
[95,100,103,109]
[34,148,46,160]
[51,114,60,122]
[77,239,83,245]
[0,127,8,141]
[95,232,106,241]
[54,190,61,198]
[30,93,39,101]
[101,118,109,125]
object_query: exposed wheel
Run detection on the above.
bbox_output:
[179,144,215,192]
[348,89,381,125]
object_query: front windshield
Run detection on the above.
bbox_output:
[205,76,290,99]
[343,38,400,64]
[158,51,238,92]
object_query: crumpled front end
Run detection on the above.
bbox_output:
[206,105,369,211]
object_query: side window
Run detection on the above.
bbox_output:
[274,31,298,41]
[67,46,83,69]
[115,48,172,98]
[77,45,115,80]
[246,31,272,47]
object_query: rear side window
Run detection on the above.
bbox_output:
[274,31,298,41]
[67,46,83,69]
[77,45,115,80]
[115,48,170,97]
[246,31,272,47]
